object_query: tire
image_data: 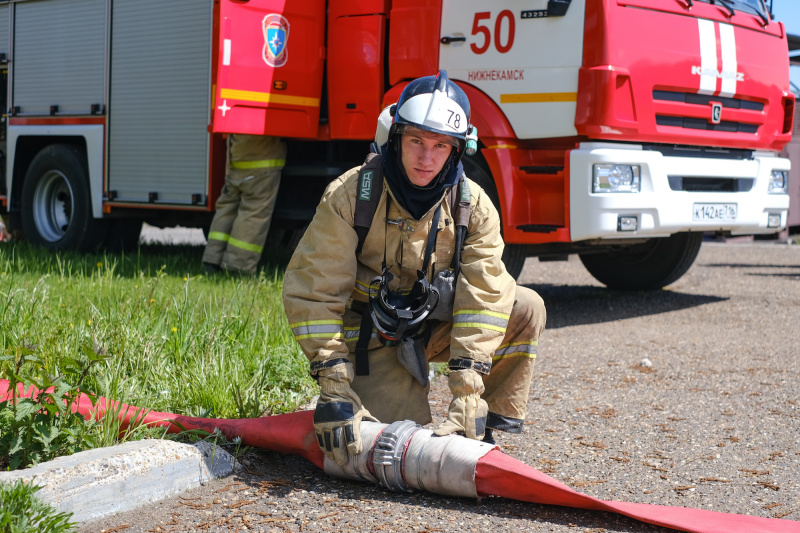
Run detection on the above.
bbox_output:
[461,156,527,279]
[579,232,703,290]
[20,144,107,252]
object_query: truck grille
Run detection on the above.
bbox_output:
[667,176,754,192]
[653,90,763,111]
[653,90,762,134]
[655,115,758,133]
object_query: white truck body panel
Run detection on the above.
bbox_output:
[438,0,585,139]
[570,143,792,241]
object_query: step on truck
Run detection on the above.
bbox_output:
[0,0,792,289]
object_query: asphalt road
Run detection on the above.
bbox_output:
[81,240,800,533]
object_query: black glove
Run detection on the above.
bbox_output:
[313,363,377,465]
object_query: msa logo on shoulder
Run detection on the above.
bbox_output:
[710,102,722,124]
[359,171,373,201]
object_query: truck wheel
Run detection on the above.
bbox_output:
[20,144,107,252]
[579,232,703,290]
[461,156,527,279]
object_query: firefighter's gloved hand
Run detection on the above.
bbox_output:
[313,363,377,466]
[433,368,488,440]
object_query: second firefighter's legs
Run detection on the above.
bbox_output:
[202,180,241,269]
[219,167,280,274]
[202,134,285,275]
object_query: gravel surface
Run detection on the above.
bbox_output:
[81,241,800,533]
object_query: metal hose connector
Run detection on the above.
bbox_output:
[324,420,496,499]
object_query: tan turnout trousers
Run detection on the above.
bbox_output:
[347,284,546,430]
[203,134,286,274]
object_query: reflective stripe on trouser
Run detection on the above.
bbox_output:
[202,135,285,274]
[346,285,546,426]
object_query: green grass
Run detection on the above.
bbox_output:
[0,241,315,469]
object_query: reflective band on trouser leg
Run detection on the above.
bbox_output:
[227,236,263,253]
[207,231,230,243]
[482,286,546,425]
[229,158,286,169]
[353,278,373,298]
[493,341,537,360]
[203,233,230,267]
[289,320,344,342]
[202,180,242,266]
[220,237,264,275]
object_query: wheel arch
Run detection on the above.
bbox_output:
[381,80,516,141]
[8,126,104,220]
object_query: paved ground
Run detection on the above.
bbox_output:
[80,240,800,533]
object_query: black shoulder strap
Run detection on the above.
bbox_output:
[449,175,471,273]
[354,153,383,256]
[355,161,471,262]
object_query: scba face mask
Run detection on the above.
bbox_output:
[368,269,439,343]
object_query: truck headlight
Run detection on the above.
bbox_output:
[593,164,641,193]
[768,170,788,194]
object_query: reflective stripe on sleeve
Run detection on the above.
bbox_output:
[493,340,538,362]
[452,310,510,333]
[290,320,344,341]
[230,158,286,170]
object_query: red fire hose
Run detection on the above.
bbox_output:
[2,380,797,533]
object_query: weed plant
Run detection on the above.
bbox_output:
[0,241,315,470]
[0,479,77,532]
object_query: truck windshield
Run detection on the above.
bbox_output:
[694,0,770,24]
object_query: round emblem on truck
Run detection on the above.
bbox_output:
[262,14,290,67]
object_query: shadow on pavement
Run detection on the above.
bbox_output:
[702,263,799,269]
[701,262,800,280]
[524,283,727,330]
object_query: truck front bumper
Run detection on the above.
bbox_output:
[569,143,791,242]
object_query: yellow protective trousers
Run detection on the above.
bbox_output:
[202,134,286,274]
[346,284,546,431]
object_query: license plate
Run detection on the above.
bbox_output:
[693,203,737,222]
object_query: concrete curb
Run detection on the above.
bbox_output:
[0,439,236,523]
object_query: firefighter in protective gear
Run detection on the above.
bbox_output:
[283,71,546,465]
[202,134,286,275]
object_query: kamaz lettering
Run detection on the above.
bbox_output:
[691,65,745,82]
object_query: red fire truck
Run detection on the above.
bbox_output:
[0,0,793,289]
